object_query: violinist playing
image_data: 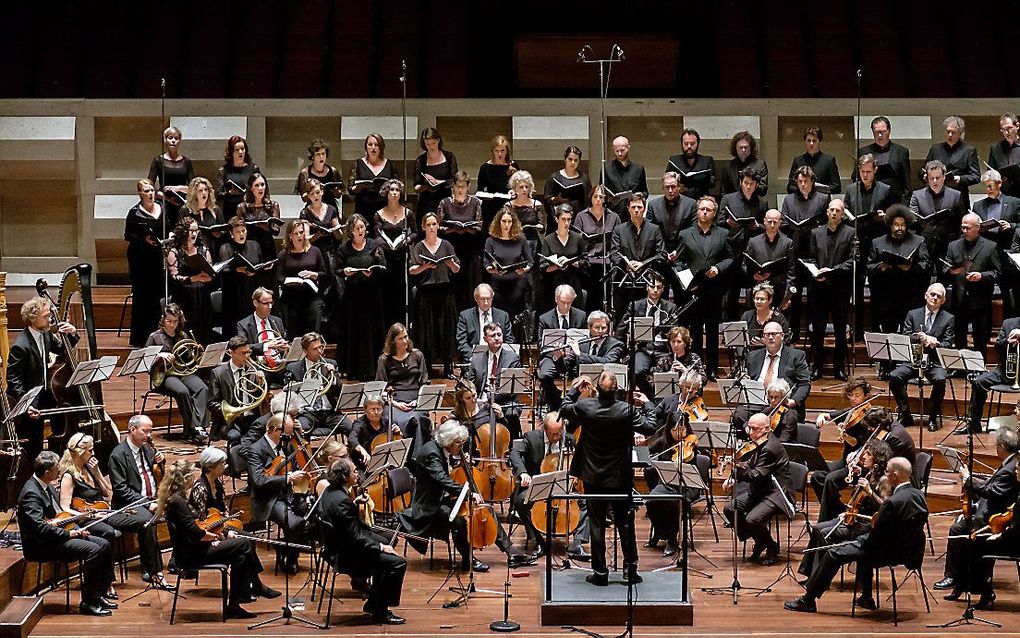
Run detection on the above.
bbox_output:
[107,415,171,589]
[508,412,589,561]
[319,458,408,625]
[5,296,79,462]
[810,376,874,518]
[245,413,312,574]
[721,413,792,566]
[644,410,706,558]
[189,447,280,601]
[156,459,263,619]
[936,426,1020,600]
[798,439,892,582]
[814,407,916,524]
[946,440,1020,610]
[764,379,800,443]
[58,433,163,600]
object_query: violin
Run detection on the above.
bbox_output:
[46,510,99,530]
[718,433,769,491]
[70,497,110,513]
[987,503,1015,535]
[842,467,877,526]
[679,396,709,422]
[351,481,376,527]
[769,405,787,432]
[674,434,699,464]
[145,434,165,485]
[198,507,244,533]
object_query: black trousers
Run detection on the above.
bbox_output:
[722,484,781,548]
[969,370,1006,429]
[808,281,850,372]
[538,356,569,410]
[803,539,873,601]
[798,516,869,577]
[95,507,164,577]
[41,535,114,606]
[269,499,309,567]
[689,290,723,374]
[157,373,209,436]
[953,299,992,354]
[583,482,638,578]
[184,537,260,605]
[364,552,407,614]
[889,364,947,425]
[811,460,849,523]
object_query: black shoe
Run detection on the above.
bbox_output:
[975,591,996,610]
[877,369,890,381]
[104,590,118,600]
[933,577,954,590]
[854,595,877,610]
[623,570,643,584]
[784,595,816,613]
[374,610,407,625]
[585,573,609,586]
[662,541,679,557]
[834,369,848,381]
[810,368,823,381]
[97,597,118,610]
[761,542,781,567]
[567,545,592,561]
[226,604,257,619]
[926,419,942,432]
[749,542,765,563]
[469,557,490,573]
[79,602,112,617]
[254,584,282,599]
[643,536,661,549]
[507,552,537,568]
[942,589,963,601]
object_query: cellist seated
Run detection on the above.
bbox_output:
[508,412,589,560]
[397,420,535,571]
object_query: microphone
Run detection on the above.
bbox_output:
[613,44,625,60]
[856,68,862,81]
[577,48,586,62]
[161,77,166,90]
[400,59,406,83]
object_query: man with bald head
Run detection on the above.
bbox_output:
[602,136,648,216]
[731,321,811,431]
[743,208,796,308]
[806,198,855,380]
[888,283,954,431]
[943,213,1000,354]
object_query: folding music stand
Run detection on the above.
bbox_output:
[577,363,629,389]
[284,379,322,409]
[721,321,750,375]
[524,470,586,577]
[691,420,731,537]
[863,331,913,365]
[650,461,713,578]
[3,386,42,423]
[118,346,164,413]
[653,372,682,400]
[366,438,412,476]
[417,384,448,426]
[628,317,655,343]
[197,341,228,369]
[936,347,987,429]
[333,381,387,414]
[493,367,530,404]
[68,357,119,387]
[717,378,767,407]
[782,442,829,473]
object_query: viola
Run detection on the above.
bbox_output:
[987,503,1015,535]
[673,434,698,463]
[769,405,787,432]
[679,396,709,422]
[70,497,110,513]
[198,507,244,533]
[351,482,376,527]
[46,510,98,530]
[842,467,877,526]
[145,435,165,485]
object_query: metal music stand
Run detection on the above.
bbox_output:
[283,337,303,363]
[68,357,119,387]
[864,331,912,366]
[366,438,412,476]
[118,346,163,414]
[197,341,228,369]
[527,470,588,581]
[416,384,448,426]
[333,381,387,414]
[629,317,655,344]
[937,347,987,429]
[577,363,629,389]
[3,386,42,423]
[721,321,750,376]
[717,378,767,407]
[691,420,731,538]
[653,372,682,400]
[651,461,712,579]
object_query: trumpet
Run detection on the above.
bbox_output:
[150,332,203,389]
[1008,340,1020,390]
[222,363,268,427]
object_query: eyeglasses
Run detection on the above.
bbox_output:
[763,332,783,338]
[255,299,273,306]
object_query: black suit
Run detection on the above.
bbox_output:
[282,357,350,437]
[866,232,930,335]
[646,194,697,253]
[614,297,678,396]
[988,139,1020,198]
[889,307,955,426]
[924,141,980,193]
[722,434,792,551]
[804,482,928,601]
[665,153,716,199]
[807,223,856,372]
[746,346,812,406]
[908,186,965,260]
[319,483,406,616]
[6,328,78,459]
[17,475,113,606]
[465,346,523,438]
[454,306,514,362]
[245,434,308,567]
[970,318,1020,431]
[610,220,668,298]
[942,235,1000,351]
[787,152,841,195]
[536,307,586,410]
[719,192,767,318]
[676,224,734,374]
[560,387,655,578]
[236,313,286,357]
[976,195,1020,316]
[854,141,912,203]
[507,430,587,549]
[107,440,165,577]
[208,362,260,443]
[743,232,796,307]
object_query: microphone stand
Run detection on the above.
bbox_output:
[399,59,411,327]
[160,77,169,306]
[848,67,863,374]
[578,44,624,318]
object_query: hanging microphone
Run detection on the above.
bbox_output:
[613,45,625,60]
[856,68,862,81]
[400,59,406,83]
[577,48,586,62]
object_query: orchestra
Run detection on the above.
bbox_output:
[17,112,1020,631]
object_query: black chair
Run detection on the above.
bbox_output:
[796,423,821,448]
[139,389,178,436]
[314,518,361,629]
[851,514,931,626]
[24,559,73,613]
[983,554,1020,587]
[165,521,229,624]
[913,451,936,555]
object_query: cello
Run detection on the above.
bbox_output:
[365,390,411,513]
[530,436,581,538]
[471,398,514,502]
[457,452,499,550]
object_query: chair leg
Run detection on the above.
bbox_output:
[221,568,228,622]
[170,573,182,625]
[323,568,339,629]
[851,566,858,618]
[64,562,70,613]
[889,567,898,626]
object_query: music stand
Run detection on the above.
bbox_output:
[416,384,446,411]
[721,321,750,376]
[525,470,585,580]
[650,461,713,578]
[366,439,412,476]
[577,363,629,389]
[629,317,655,343]
[118,346,164,414]
[68,357,119,387]
[284,379,322,409]
[653,372,682,400]
[333,381,387,414]
[3,386,42,423]
[717,378,767,407]
[864,331,912,365]
[782,442,829,473]
[282,337,304,363]
[937,348,987,429]
[691,420,731,537]
[198,341,228,369]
